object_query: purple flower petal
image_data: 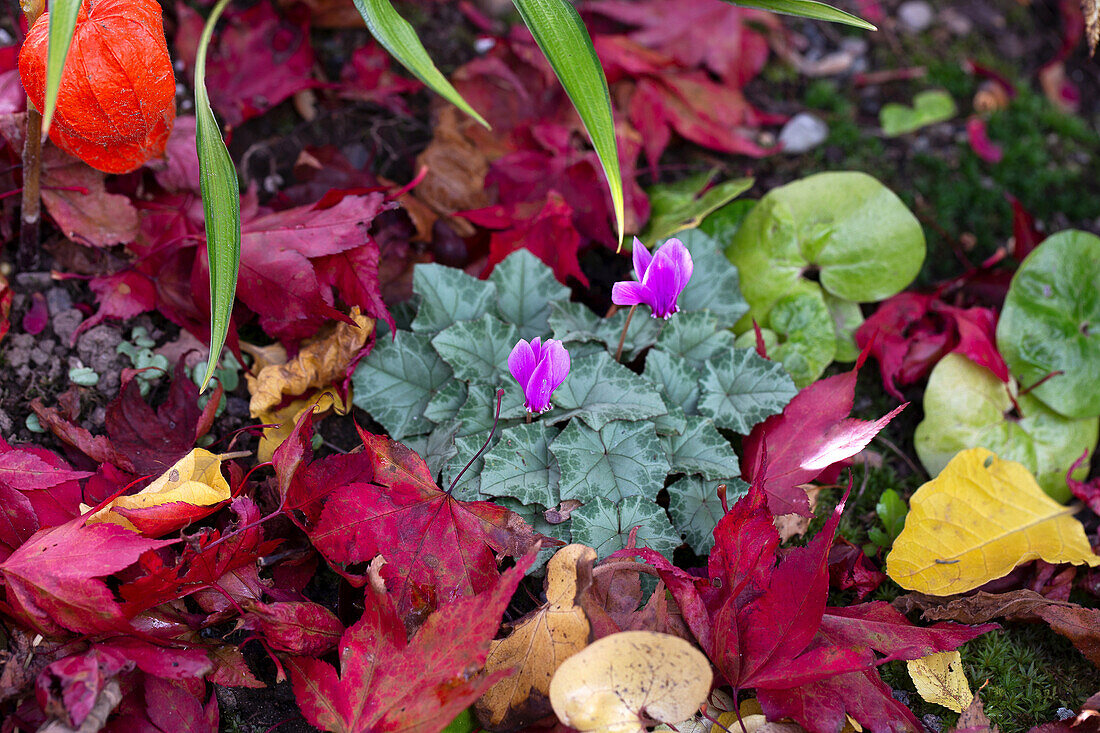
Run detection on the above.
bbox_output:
[508,339,536,386]
[611,281,649,308]
[642,251,682,318]
[661,239,694,293]
[544,340,571,392]
[524,357,556,413]
[632,237,653,280]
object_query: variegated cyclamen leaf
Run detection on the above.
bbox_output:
[673,229,751,328]
[490,250,571,340]
[643,349,702,416]
[351,330,452,440]
[401,423,460,480]
[454,384,526,437]
[423,380,468,425]
[481,422,561,507]
[551,420,669,503]
[655,311,737,369]
[432,315,519,384]
[552,352,666,430]
[571,496,680,560]
[548,302,660,361]
[411,263,497,334]
[698,348,797,434]
[441,430,499,501]
[668,476,749,555]
[663,416,740,480]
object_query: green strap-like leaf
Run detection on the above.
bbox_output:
[719,0,876,30]
[194,0,241,391]
[512,0,624,247]
[41,0,82,136]
[350,0,488,128]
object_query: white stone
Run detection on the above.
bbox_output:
[898,0,934,33]
[778,113,829,154]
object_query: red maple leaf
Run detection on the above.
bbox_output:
[272,412,543,620]
[856,292,1008,400]
[0,437,88,558]
[287,554,533,733]
[742,359,906,516]
[0,517,171,636]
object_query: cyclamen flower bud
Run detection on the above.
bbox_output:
[508,338,570,414]
[611,237,694,319]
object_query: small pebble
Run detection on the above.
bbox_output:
[922,714,943,732]
[898,0,934,33]
[45,287,72,314]
[891,689,911,705]
[52,309,84,345]
[779,113,829,154]
[1057,708,1075,721]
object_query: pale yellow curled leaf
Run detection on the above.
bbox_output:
[886,448,1100,596]
[247,308,373,416]
[246,308,371,461]
[713,711,804,733]
[549,630,711,733]
[83,449,230,531]
[477,544,595,730]
[907,650,973,713]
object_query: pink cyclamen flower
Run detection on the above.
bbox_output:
[611,237,694,319]
[508,337,570,414]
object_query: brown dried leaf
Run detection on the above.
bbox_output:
[1085,0,1099,55]
[413,106,491,237]
[954,690,998,733]
[476,544,595,731]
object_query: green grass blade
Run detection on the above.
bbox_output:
[194,0,241,392]
[719,0,876,30]
[512,0,625,248]
[41,0,82,136]
[350,0,488,128]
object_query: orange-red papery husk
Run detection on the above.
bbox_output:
[19,0,176,174]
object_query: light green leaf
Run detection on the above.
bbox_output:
[195,0,241,391]
[673,229,751,327]
[643,349,701,416]
[512,0,623,246]
[571,496,680,560]
[552,352,667,430]
[551,420,669,503]
[733,287,836,388]
[411,263,497,333]
[351,331,453,439]
[481,422,561,507]
[423,380,468,425]
[996,230,1100,419]
[490,250,570,340]
[663,416,740,480]
[720,0,874,28]
[41,0,82,136]
[698,348,797,433]
[881,90,957,137]
[654,311,736,369]
[727,171,924,333]
[642,172,753,243]
[432,314,519,383]
[914,353,1098,502]
[668,476,748,555]
[824,291,864,363]
[350,0,488,127]
[700,198,757,247]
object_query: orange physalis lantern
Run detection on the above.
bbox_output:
[18,0,176,175]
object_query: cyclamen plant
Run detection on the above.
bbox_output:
[352,231,797,562]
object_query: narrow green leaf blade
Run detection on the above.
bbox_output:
[194,0,241,391]
[512,0,624,246]
[719,0,876,29]
[350,0,488,128]
[41,0,82,136]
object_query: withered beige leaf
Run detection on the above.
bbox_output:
[549,630,712,733]
[476,544,595,731]
[1085,0,1099,55]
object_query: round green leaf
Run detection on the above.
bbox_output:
[734,286,836,388]
[725,172,924,333]
[996,230,1100,419]
[914,354,1098,502]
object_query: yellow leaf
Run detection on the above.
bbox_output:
[246,308,371,461]
[886,448,1100,596]
[476,544,595,730]
[83,448,231,532]
[549,630,712,733]
[907,650,973,713]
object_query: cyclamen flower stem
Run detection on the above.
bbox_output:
[525,411,532,424]
[448,388,504,495]
[614,304,638,363]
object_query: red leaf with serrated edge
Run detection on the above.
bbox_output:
[36,648,129,729]
[856,292,1008,400]
[93,638,212,680]
[742,360,905,516]
[0,518,171,636]
[287,554,534,733]
[143,675,219,733]
[238,600,343,656]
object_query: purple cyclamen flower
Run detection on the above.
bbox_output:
[611,237,694,319]
[508,338,570,414]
